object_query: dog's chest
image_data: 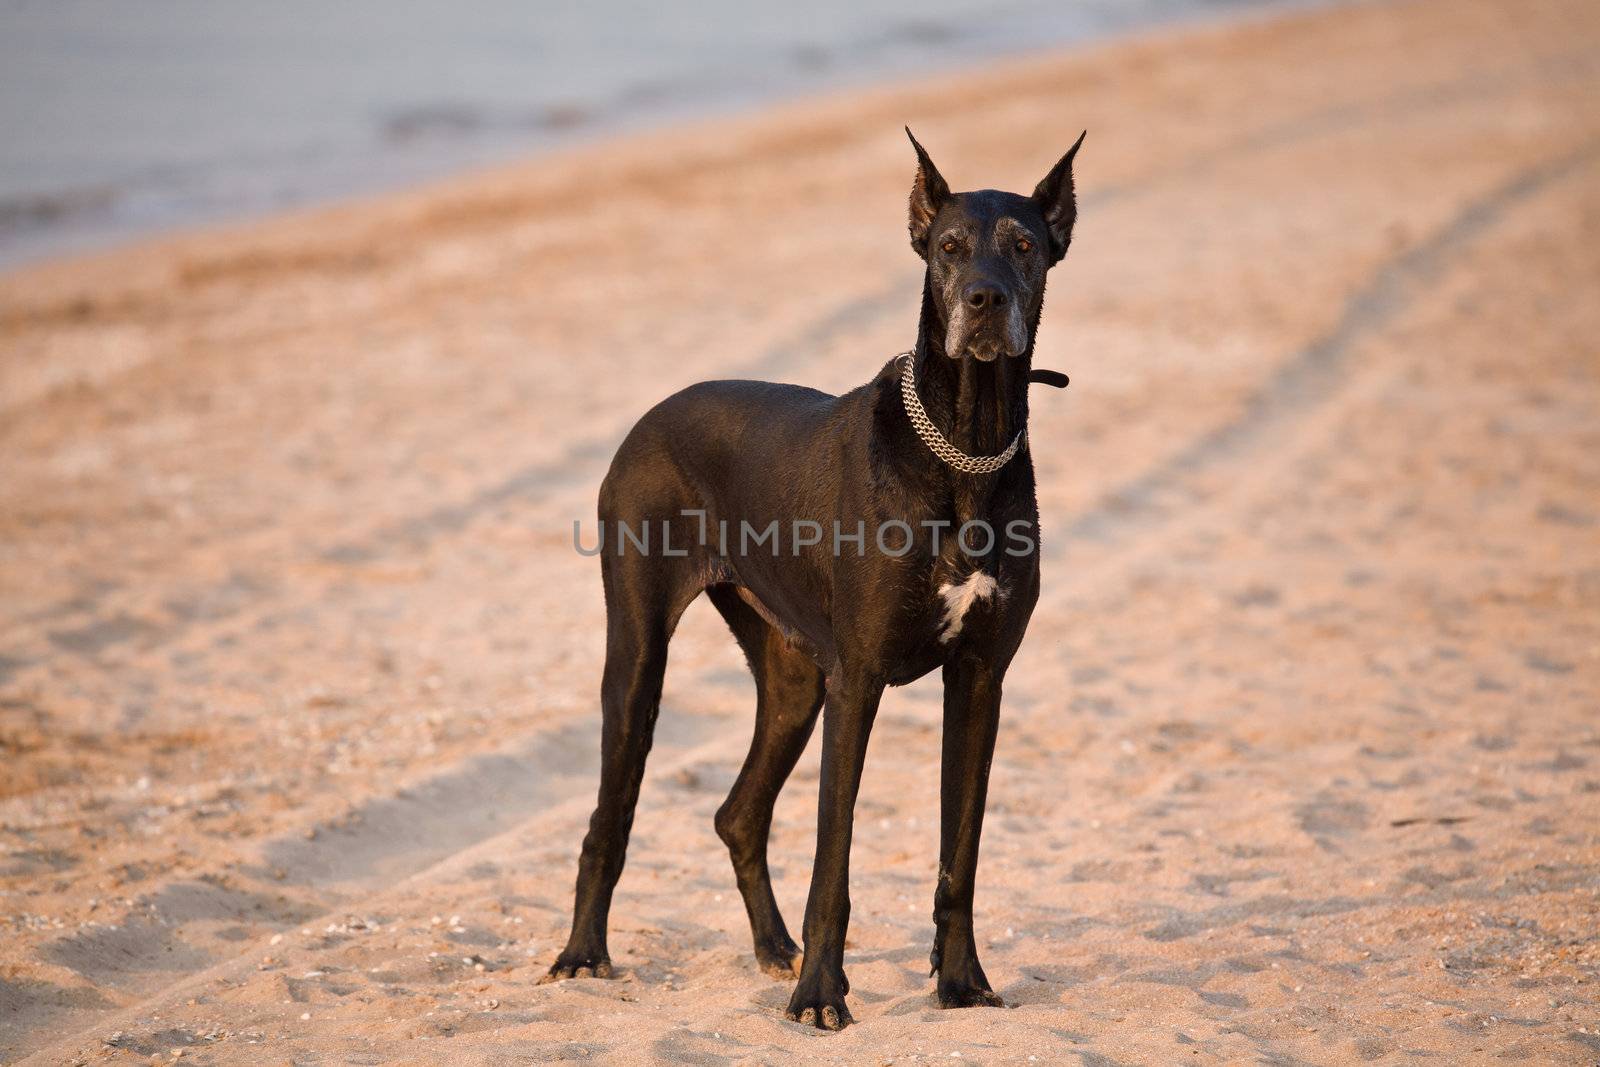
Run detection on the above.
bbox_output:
[933,569,999,644]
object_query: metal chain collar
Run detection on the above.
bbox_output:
[897,352,1025,475]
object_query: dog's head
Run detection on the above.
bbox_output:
[906,128,1084,362]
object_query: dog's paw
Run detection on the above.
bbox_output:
[539,951,614,984]
[936,979,1005,1009]
[933,951,1004,1009]
[785,973,853,1030]
[755,936,803,980]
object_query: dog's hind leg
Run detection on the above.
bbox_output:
[546,547,695,983]
[707,584,824,979]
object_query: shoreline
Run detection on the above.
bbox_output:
[0,0,1331,285]
[0,0,1324,274]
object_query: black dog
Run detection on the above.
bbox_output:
[544,128,1084,1030]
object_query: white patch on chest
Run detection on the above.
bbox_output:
[937,571,999,643]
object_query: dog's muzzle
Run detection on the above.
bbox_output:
[961,334,1011,362]
[946,305,1028,362]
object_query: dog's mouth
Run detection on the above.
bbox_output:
[946,305,1028,362]
[947,325,1023,362]
[962,335,1011,362]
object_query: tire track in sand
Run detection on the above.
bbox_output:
[1052,138,1600,557]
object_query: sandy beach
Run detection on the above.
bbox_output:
[3,0,1599,1062]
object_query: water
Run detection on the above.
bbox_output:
[0,0,1298,268]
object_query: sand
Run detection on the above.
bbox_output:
[2,0,1598,1062]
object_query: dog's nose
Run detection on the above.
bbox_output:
[964,284,1007,310]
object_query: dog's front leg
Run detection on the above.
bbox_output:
[930,655,1006,1008]
[785,665,884,1031]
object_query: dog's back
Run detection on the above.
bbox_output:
[600,375,873,543]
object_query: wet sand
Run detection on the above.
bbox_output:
[2,0,1598,1062]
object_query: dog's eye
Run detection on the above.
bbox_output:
[940,239,959,255]
[1015,238,1033,254]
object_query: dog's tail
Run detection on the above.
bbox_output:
[1029,368,1070,388]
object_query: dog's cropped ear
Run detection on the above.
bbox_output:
[1031,130,1086,265]
[906,127,950,257]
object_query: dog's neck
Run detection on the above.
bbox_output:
[893,279,1037,571]
[910,279,1034,470]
